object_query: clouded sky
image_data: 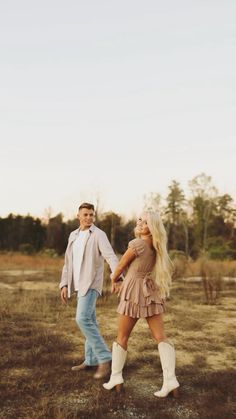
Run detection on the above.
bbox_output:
[0,0,235,219]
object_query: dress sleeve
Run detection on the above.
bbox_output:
[128,238,145,257]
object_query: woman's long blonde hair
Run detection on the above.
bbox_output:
[144,211,173,299]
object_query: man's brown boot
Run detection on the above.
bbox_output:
[71,362,96,371]
[93,361,111,379]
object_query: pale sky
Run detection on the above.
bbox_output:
[0,0,235,220]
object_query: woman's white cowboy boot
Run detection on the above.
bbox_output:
[154,341,180,398]
[103,342,127,392]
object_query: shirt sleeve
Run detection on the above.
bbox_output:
[128,238,145,257]
[98,230,119,272]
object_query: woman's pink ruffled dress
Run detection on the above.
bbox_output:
[117,238,165,318]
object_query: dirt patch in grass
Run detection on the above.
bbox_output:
[0,274,235,419]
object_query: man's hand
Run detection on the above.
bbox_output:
[60,286,68,304]
[111,281,123,295]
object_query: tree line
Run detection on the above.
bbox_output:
[0,174,235,260]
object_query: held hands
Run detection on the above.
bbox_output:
[111,281,122,294]
[110,273,123,295]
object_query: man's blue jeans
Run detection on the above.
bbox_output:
[75,289,112,366]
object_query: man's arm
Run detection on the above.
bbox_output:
[59,232,73,303]
[59,264,68,289]
[59,262,69,304]
[98,231,119,272]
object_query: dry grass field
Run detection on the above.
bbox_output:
[0,253,236,419]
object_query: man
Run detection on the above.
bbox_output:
[60,202,119,379]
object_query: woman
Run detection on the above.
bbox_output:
[103,211,180,397]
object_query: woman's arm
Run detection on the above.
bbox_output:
[111,247,136,283]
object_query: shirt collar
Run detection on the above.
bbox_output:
[76,223,95,234]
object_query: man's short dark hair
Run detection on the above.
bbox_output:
[78,202,95,211]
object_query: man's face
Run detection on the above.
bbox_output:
[78,208,95,230]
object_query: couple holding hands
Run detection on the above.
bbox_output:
[59,202,179,398]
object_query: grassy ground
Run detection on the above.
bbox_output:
[0,262,236,418]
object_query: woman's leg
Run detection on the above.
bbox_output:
[146,313,167,343]
[146,314,179,397]
[103,315,138,391]
[117,314,138,349]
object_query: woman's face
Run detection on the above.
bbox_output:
[136,214,151,236]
